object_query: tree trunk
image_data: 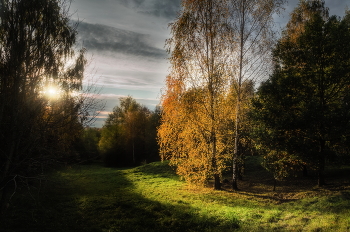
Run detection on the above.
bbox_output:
[232,0,246,191]
[238,144,245,180]
[132,140,135,165]
[318,140,326,187]
[303,165,308,177]
[232,157,239,190]
[214,174,221,190]
[0,182,9,216]
[212,133,221,190]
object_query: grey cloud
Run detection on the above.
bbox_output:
[137,0,181,20]
[117,0,145,7]
[114,0,181,20]
[327,0,349,16]
[284,0,349,16]
[76,21,167,58]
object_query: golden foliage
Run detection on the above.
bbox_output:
[158,75,233,186]
[284,0,329,43]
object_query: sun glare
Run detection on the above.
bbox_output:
[45,86,60,99]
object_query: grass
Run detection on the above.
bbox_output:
[2,157,350,231]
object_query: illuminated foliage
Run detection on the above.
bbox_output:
[159,0,284,190]
[159,0,234,189]
[159,83,232,186]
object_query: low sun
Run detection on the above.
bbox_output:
[45,86,60,99]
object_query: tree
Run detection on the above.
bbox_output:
[227,79,255,179]
[251,0,350,186]
[159,0,233,190]
[228,0,285,190]
[75,127,101,162]
[159,84,232,187]
[99,96,159,167]
[145,106,162,162]
[0,0,89,213]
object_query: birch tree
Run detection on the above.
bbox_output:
[159,0,232,189]
[228,0,285,190]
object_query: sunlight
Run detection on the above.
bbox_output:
[70,90,80,98]
[45,86,60,100]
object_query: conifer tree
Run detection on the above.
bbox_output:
[251,0,350,186]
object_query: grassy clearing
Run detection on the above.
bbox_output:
[2,158,350,231]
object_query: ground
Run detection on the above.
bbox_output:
[1,157,350,231]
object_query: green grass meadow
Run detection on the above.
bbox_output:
[2,158,350,231]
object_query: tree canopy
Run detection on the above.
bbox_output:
[99,96,160,167]
[159,0,235,189]
[251,0,350,186]
[158,0,284,189]
[0,0,96,212]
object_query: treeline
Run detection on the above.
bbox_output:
[158,0,350,189]
[97,96,161,166]
[0,0,101,214]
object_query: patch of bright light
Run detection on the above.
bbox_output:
[70,90,80,97]
[45,86,60,99]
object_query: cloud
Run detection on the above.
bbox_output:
[137,0,181,20]
[326,0,349,17]
[97,93,159,108]
[97,111,112,115]
[76,21,167,59]
[94,115,110,119]
[114,0,181,20]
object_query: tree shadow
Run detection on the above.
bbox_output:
[2,164,240,232]
[218,156,350,204]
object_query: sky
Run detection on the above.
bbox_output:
[68,0,350,127]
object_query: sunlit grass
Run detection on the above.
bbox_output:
[3,160,350,231]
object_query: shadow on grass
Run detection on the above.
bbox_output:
[219,156,350,205]
[2,164,240,232]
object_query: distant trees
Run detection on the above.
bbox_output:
[0,0,99,213]
[99,96,160,167]
[251,0,350,186]
[75,127,101,162]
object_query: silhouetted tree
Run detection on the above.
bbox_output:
[0,0,93,213]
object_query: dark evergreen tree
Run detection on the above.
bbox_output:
[251,0,350,186]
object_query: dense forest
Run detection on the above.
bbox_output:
[1,0,350,229]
